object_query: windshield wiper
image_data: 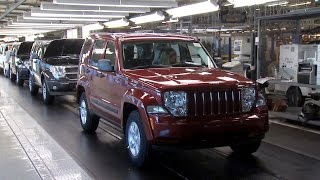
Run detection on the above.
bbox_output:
[130,64,171,70]
[171,62,206,67]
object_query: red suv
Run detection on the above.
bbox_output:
[77,33,269,167]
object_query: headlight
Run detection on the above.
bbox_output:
[256,93,266,107]
[50,66,66,79]
[164,91,187,117]
[241,88,256,112]
[147,106,168,114]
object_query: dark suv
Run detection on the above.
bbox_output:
[77,33,269,167]
[9,41,34,86]
[29,39,84,104]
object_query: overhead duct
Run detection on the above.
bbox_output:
[0,0,27,20]
[41,2,150,13]
[53,0,178,8]
[31,8,128,18]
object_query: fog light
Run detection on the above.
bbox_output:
[53,86,57,90]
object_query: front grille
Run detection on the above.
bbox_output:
[66,73,77,80]
[65,66,78,80]
[187,90,242,116]
[65,67,78,73]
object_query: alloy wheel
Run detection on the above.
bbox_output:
[80,100,87,125]
[128,121,141,157]
[42,83,47,100]
[16,70,19,83]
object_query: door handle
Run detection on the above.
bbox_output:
[86,68,90,74]
[97,72,104,78]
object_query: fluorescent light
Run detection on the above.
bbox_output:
[290,1,311,7]
[31,8,127,18]
[82,23,104,31]
[53,0,178,8]
[82,23,104,38]
[130,11,165,25]
[267,1,288,7]
[224,3,233,6]
[10,21,82,27]
[162,18,179,23]
[23,12,110,22]
[41,2,150,13]
[166,0,219,18]
[104,18,129,28]
[228,0,275,8]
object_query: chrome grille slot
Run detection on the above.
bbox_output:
[187,90,242,116]
[65,66,78,80]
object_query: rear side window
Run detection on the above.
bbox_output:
[91,40,106,67]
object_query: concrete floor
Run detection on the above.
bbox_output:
[1,75,320,180]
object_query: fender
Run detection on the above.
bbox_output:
[76,73,94,109]
[121,88,160,141]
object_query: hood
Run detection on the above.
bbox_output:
[124,67,254,91]
[44,56,79,66]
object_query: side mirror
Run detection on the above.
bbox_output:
[10,51,15,57]
[98,59,114,72]
[31,53,39,60]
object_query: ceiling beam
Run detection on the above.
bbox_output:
[0,0,27,20]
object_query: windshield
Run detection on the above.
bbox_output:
[122,40,216,69]
[44,39,84,58]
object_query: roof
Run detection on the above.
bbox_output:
[89,33,197,41]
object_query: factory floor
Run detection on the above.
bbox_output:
[1,75,320,180]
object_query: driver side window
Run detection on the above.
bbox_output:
[91,40,106,68]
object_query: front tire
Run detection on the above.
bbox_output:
[42,80,54,105]
[16,69,24,86]
[126,110,150,167]
[79,92,99,133]
[29,75,39,96]
[230,140,261,155]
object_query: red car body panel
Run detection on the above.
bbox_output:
[77,33,269,146]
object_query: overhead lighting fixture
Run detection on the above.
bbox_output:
[53,0,178,8]
[228,0,275,8]
[130,26,142,29]
[82,23,104,38]
[82,23,104,31]
[267,1,288,7]
[31,8,127,18]
[290,1,311,7]
[166,0,219,18]
[41,2,150,13]
[162,18,179,24]
[130,11,165,25]
[104,18,129,28]
[224,3,233,6]
[23,12,110,22]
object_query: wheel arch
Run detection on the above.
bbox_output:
[121,89,159,141]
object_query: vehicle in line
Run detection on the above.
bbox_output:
[76,33,269,167]
[0,43,15,76]
[9,41,34,86]
[29,39,84,105]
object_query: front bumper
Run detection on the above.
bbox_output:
[46,80,77,96]
[147,107,269,148]
[17,68,29,80]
